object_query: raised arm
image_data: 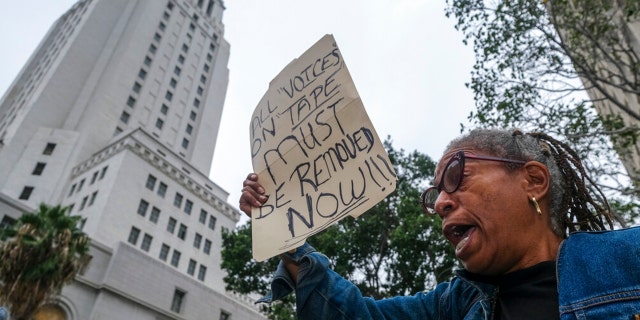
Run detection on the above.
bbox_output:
[238,173,300,281]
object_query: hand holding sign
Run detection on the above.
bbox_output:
[249,34,396,261]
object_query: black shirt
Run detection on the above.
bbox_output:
[464,261,559,319]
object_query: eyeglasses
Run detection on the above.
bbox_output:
[421,151,526,215]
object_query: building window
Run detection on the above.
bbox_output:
[199,209,207,223]
[173,193,183,208]
[197,86,203,95]
[189,111,196,121]
[167,217,177,234]
[206,0,214,16]
[206,53,213,62]
[88,191,98,206]
[187,259,196,275]
[128,227,140,245]
[33,304,67,320]
[165,91,173,101]
[203,239,211,254]
[159,21,166,31]
[200,75,207,84]
[144,56,152,66]
[219,311,231,320]
[193,98,200,108]
[186,124,193,135]
[137,199,149,217]
[114,127,123,136]
[161,104,169,115]
[79,196,88,210]
[184,199,193,214]
[208,215,216,230]
[127,96,136,108]
[146,174,157,190]
[181,44,189,53]
[138,69,147,80]
[203,63,210,73]
[90,171,99,184]
[149,44,157,54]
[19,186,34,200]
[177,224,187,240]
[132,82,142,93]
[157,182,167,197]
[43,143,56,155]
[120,111,130,124]
[0,216,16,230]
[178,55,185,64]
[99,166,108,180]
[150,207,161,223]
[181,138,189,149]
[153,32,162,42]
[163,11,170,20]
[78,179,85,192]
[155,118,164,129]
[198,265,207,281]
[32,162,46,175]
[68,183,76,197]
[159,244,170,261]
[169,78,177,88]
[170,289,185,313]
[170,250,181,267]
[193,233,202,249]
[141,234,153,252]
[173,66,181,76]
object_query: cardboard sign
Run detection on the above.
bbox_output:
[249,34,396,261]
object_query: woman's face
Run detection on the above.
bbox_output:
[433,149,552,275]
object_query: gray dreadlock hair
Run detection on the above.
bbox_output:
[444,128,613,237]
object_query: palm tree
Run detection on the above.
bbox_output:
[0,204,91,320]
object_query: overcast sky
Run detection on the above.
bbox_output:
[0,1,475,224]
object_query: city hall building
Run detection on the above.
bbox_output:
[0,0,265,319]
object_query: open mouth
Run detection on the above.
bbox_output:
[444,224,476,254]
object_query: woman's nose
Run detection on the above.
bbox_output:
[434,191,457,217]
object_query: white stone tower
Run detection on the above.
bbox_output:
[0,0,264,318]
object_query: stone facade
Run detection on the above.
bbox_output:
[0,0,266,318]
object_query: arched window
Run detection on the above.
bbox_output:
[33,303,66,320]
[206,0,214,16]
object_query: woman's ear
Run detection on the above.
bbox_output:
[523,161,550,199]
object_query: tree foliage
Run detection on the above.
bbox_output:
[221,139,457,319]
[445,0,640,222]
[0,204,91,320]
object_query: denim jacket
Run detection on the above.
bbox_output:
[258,226,640,319]
[557,226,640,319]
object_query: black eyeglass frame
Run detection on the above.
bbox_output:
[420,151,527,215]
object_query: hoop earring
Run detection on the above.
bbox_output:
[531,197,542,215]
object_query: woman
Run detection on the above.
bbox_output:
[239,128,640,319]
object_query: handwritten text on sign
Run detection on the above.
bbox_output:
[250,35,396,261]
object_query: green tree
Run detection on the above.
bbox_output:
[221,139,457,319]
[445,0,640,222]
[0,204,91,320]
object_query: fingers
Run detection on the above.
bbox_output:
[239,173,268,217]
[242,173,264,194]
